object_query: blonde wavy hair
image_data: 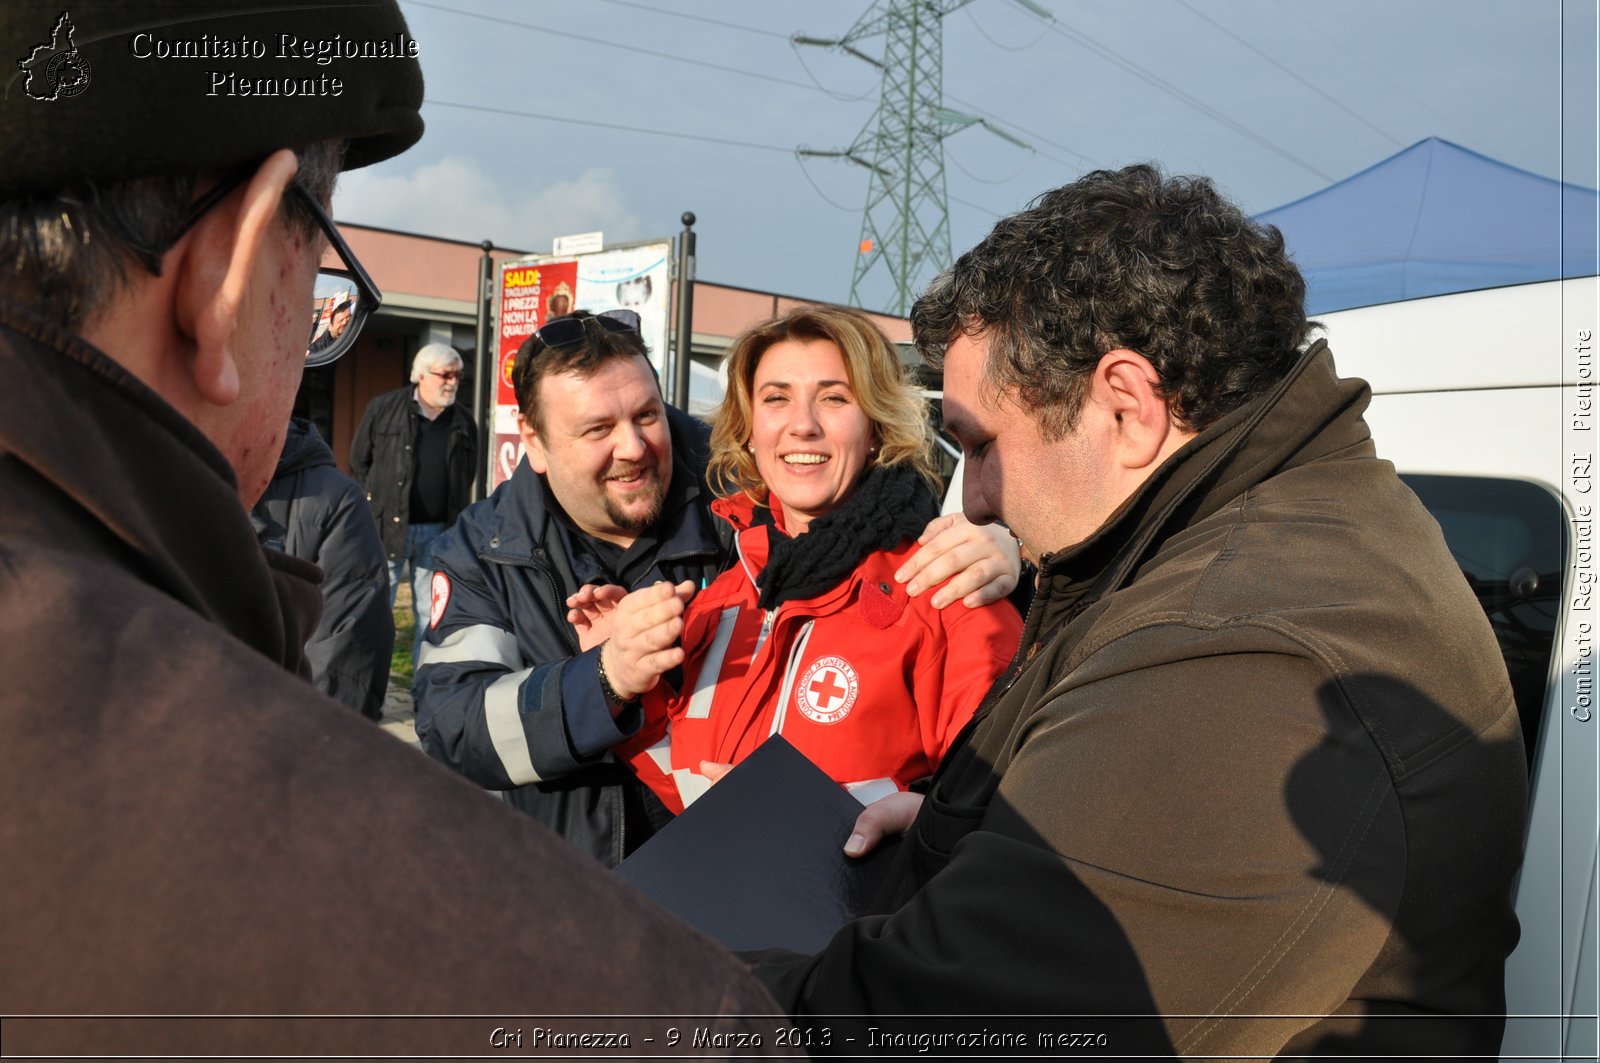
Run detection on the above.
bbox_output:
[708,304,939,505]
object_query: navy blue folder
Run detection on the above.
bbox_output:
[616,735,902,953]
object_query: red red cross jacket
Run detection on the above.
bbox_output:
[621,495,1022,813]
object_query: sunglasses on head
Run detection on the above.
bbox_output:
[532,308,641,351]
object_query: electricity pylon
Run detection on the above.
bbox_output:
[797,0,1028,316]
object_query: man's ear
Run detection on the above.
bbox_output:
[178,149,301,407]
[517,412,549,474]
[1093,349,1189,471]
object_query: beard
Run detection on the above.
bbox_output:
[602,462,667,533]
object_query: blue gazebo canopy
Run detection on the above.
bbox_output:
[1257,137,1599,314]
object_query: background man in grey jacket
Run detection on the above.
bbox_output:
[350,341,478,658]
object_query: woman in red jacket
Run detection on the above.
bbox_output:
[593,305,1022,812]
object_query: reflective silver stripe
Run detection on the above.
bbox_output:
[644,732,673,773]
[769,621,815,737]
[673,767,713,808]
[415,624,522,671]
[483,667,541,785]
[686,607,741,720]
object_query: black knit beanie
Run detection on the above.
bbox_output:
[1,1,424,195]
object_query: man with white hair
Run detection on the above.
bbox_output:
[351,342,478,651]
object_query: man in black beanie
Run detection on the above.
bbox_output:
[0,2,779,1052]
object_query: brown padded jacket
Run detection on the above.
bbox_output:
[0,301,784,1056]
[752,342,1528,1057]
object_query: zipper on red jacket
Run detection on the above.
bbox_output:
[732,529,819,742]
[752,608,776,659]
[735,525,781,663]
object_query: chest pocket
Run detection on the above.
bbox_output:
[373,420,409,448]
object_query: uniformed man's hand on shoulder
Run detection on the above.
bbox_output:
[897,512,1021,608]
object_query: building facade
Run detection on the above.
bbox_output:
[307,222,913,497]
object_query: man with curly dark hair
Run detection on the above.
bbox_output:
[750,164,1529,1058]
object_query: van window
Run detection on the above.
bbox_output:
[1401,475,1565,771]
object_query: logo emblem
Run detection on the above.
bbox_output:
[430,572,451,629]
[797,655,858,725]
[17,12,92,102]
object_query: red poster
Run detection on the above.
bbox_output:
[495,259,578,408]
[493,432,523,487]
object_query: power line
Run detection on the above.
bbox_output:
[1271,0,1479,145]
[949,191,1007,218]
[791,37,876,102]
[793,152,866,212]
[588,0,791,40]
[961,3,1050,52]
[411,0,1325,186]
[426,99,794,154]
[1174,0,1403,148]
[944,91,1102,170]
[946,144,1036,185]
[1016,1,1334,181]
[404,1,820,94]
[407,0,1072,179]
[409,0,1093,234]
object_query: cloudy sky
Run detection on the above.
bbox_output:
[335,0,1599,314]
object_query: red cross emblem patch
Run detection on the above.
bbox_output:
[430,572,451,629]
[797,655,859,725]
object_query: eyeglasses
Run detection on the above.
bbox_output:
[427,369,462,382]
[165,168,382,369]
[532,308,641,351]
[302,191,380,367]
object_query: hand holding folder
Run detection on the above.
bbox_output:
[618,736,904,953]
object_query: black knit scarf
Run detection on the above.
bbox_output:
[754,462,939,609]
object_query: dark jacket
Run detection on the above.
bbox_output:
[752,343,1528,1057]
[414,405,731,867]
[349,384,477,558]
[0,301,781,1038]
[252,417,393,720]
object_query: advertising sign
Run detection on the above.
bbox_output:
[489,240,672,490]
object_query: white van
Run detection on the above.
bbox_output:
[1323,277,1596,1062]
[938,277,1599,1060]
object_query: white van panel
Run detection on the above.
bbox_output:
[1327,278,1595,1062]
[1363,387,1566,487]
[1317,279,1589,392]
